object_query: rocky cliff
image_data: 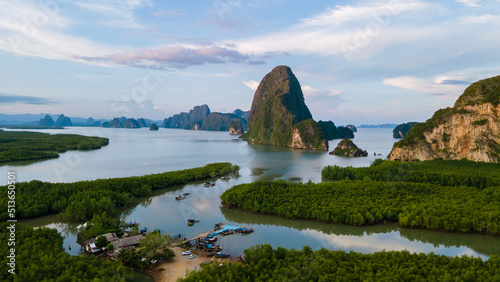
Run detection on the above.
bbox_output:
[242,65,328,151]
[346,124,357,132]
[123,118,141,128]
[393,122,418,138]
[388,76,500,163]
[102,118,124,128]
[229,120,244,135]
[330,138,368,157]
[201,113,247,132]
[137,118,149,127]
[291,119,328,150]
[233,109,250,121]
[163,105,210,130]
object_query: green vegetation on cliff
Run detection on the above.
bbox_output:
[0,223,133,281]
[221,179,500,234]
[243,66,325,149]
[292,119,327,150]
[201,113,246,131]
[393,76,500,150]
[455,75,500,107]
[318,121,354,140]
[0,163,239,221]
[0,131,109,164]
[181,244,500,282]
[330,138,367,157]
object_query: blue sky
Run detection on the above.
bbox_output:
[0,0,499,125]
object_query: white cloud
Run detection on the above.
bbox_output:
[302,86,343,97]
[329,89,343,96]
[234,1,436,57]
[0,1,116,65]
[383,76,467,97]
[462,14,500,24]
[299,1,432,27]
[456,0,481,7]
[243,80,259,91]
[74,0,153,28]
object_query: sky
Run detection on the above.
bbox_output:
[0,0,499,125]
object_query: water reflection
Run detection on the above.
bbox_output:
[221,207,496,260]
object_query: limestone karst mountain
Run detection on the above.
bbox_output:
[388,76,500,163]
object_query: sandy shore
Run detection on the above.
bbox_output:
[155,247,204,282]
[154,246,239,282]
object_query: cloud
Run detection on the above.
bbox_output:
[0,1,116,66]
[456,0,481,7]
[153,9,185,19]
[462,14,500,24]
[234,1,436,57]
[299,1,432,27]
[74,0,153,28]
[243,80,260,91]
[0,93,56,105]
[383,76,468,97]
[302,86,343,98]
[101,45,256,69]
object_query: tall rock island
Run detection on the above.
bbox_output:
[242,65,328,151]
[388,75,500,163]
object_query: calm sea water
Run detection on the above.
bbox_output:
[5,127,499,262]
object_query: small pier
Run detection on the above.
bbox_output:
[182,229,215,244]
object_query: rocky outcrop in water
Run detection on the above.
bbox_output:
[123,118,141,128]
[201,113,247,132]
[162,105,210,130]
[388,75,500,163]
[346,124,357,132]
[102,118,124,128]
[229,120,244,135]
[149,123,159,131]
[318,121,354,140]
[330,138,368,157]
[242,65,328,151]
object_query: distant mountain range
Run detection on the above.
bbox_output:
[0,111,400,132]
[358,123,398,129]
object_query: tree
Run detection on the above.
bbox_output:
[139,232,175,261]
[96,235,109,249]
